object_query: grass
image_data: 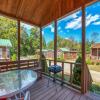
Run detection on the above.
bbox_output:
[89,82,100,94]
[88,65,100,72]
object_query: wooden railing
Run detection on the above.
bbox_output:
[41,59,82,90]
[0,58,92,91]
[42,59,92,91]
[0,59,39,72]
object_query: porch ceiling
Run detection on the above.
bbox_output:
[0,0,97,27]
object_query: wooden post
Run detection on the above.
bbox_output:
[40,27,42,78]
[54,20,57,65]
[17,20,20,68]
[49,60,51,66]
[17,20,21,89]
[70,63,72,84]
[61,62,64,85]
[40,27,42,61]
[97,48,99,60]
[81,5,86,94]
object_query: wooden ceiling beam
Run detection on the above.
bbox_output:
[0,0,98,27]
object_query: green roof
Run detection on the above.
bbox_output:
[0,39,12,47]
[42,49,48,52]
[60,48,70,52]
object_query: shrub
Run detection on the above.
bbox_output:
[72,56,82,86]
[41,54,48,73]
[96,62,100,65]
[86,58,92,65]
[11,54,17,61]
[89,83,100,94]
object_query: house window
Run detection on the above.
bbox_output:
[0,48,2,58]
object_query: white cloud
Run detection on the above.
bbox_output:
[65,14,100,30]
[59,11,80,23]
[93,21,100,25]
[21,23,33,29]
[48,24,54,32]
[65,17,81,29]
[65,37,71,41]
[86,14,100,26]
[42,31,44,35]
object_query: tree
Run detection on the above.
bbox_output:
[0,16,18,56]
[42,37,47,49]
[0,16,40,60]
[72,56,82,86]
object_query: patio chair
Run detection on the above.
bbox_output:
[47,65,62,92]
[7,91,30,100]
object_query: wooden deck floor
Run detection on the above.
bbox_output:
[29,77,100,100]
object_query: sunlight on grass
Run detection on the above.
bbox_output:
[88,65,100,72]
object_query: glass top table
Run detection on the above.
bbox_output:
[0,69,37,98]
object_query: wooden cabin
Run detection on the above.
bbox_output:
[91,43,100,62]
[42,49,54,59]
[58,48,78,60]
[0,39,12,62]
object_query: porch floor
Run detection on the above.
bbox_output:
[29,76,100,100]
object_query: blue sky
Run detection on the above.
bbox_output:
[23,1,100,44]
[42,1,100,44]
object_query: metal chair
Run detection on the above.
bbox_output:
[7,91,30,100]
[47,65,62,92]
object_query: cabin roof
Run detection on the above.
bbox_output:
[91,43,100,49]
[0,0,96,27]
[0,39,12,47]
[59,48,70,52]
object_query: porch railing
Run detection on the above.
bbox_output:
[0,58,92,92]
[0,59,39,72]
[42,59,92,91]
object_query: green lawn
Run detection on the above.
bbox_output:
[90,82,100,94]
[88,65,100,72]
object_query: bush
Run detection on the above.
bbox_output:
[89,83,100,94]
[86,58,92,65]
[72,56,82,86]
[41,54,48,73]
[96,62,100,65]
[11,54,17,61]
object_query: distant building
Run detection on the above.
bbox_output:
[42,48,78,60]
[42,49,54,59]
[0,39,12,62]
[91,43,100,62]
[57,48,78,60]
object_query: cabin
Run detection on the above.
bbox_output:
[0,39,12,61]
[42,48,78,60]
[42,49,54,59]
[91,43,100,62]
[58,48,78,60]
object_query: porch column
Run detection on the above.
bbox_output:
[97,48,99,60]
[17,20,20,68]
[40,27,42,61]
[40,27,42,78]
[54,20,57,65]
[81,5,86,93]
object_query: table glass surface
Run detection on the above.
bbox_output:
[0,70,37,97]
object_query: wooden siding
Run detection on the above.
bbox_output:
[0,47,10,61]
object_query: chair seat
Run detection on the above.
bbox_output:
[48,65,62,73]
